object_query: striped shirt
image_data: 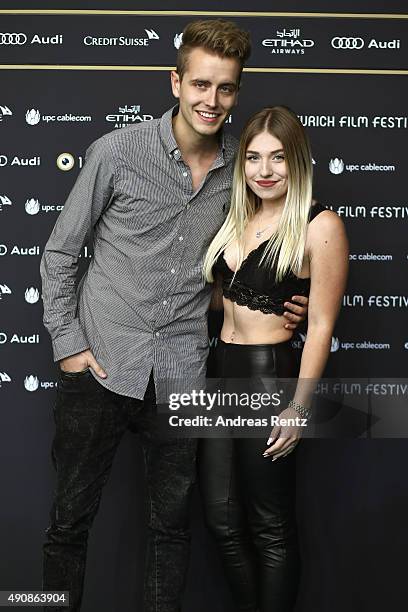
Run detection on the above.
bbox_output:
[40,106,237,401]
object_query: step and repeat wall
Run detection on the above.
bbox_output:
[0,2,407,611]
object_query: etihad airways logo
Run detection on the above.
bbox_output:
[262,28,315,55]
[84,29,159,46]
[106,104,154,129]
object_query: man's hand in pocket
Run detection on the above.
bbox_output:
[59,349,107,378]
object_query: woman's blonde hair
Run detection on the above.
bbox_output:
[203,105,313,283]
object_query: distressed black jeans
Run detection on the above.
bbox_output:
[43,369,197,612]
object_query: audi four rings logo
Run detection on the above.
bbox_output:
[331,37,365,49]
[0,33,27,45]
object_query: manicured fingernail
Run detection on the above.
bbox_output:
[272,457,277,461]
[267,438,272,445]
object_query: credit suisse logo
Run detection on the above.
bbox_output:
[83,29,160,46]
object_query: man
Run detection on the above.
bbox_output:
[40,19,307,611]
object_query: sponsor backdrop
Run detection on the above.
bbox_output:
[0,1,407,611]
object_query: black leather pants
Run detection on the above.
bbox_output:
[199,340,300,612]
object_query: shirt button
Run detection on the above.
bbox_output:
[171,268,175,274]
[155,331,160,337]
[183,171,188,177]
[175,149,179,155]
[179,236,183,241]
[186,204,190,209]
[162,300,167,305]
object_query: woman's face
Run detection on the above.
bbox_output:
[244,131,288,204]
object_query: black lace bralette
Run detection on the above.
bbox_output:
[212,203,327,316]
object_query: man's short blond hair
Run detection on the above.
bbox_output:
[176,19,251,80]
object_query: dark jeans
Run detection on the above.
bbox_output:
[43,369,197,612]
[199,340,300,612]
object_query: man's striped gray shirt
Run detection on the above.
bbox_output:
[40,106,237,400]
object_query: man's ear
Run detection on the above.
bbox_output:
[170,70,181,99]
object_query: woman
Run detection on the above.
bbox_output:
[199,106,348,612]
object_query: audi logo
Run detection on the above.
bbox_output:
[331,37,364,49]
[0,33,27,45]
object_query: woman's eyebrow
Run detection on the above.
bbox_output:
[246,148,284,154]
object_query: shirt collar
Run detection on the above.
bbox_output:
[159,104,228,162]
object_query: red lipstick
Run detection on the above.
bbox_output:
[255,180,277,187]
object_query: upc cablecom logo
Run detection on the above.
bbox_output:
[24,375,39,391]
[26,109,41,125]
[329,158,345,174]
[25,198,40,215]
[174,33,183,49]
[25,287,40,304]
[300,333,340,352]
[329,157,396,175]
[24,375,57,391]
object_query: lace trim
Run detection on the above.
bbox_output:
[222,279,310,316]
[222,282,284,315]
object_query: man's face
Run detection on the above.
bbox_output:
[171,47,241,139]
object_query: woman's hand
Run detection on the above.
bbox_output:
[262,406,302,460]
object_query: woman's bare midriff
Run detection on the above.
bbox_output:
[220,297,294,345]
